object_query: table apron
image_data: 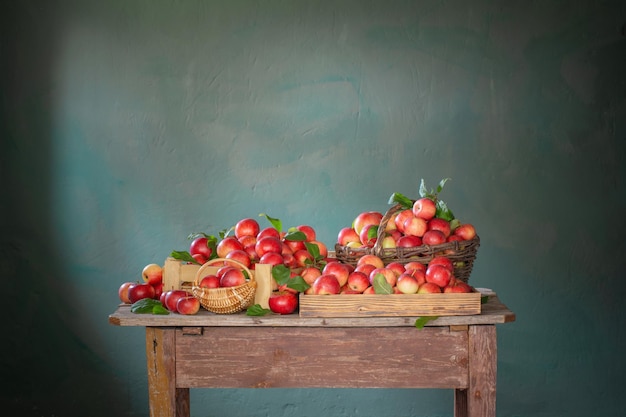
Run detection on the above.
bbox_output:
[173,326,470,389]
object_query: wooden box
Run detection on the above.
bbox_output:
[162,257,273,309]
[298,291,481,318]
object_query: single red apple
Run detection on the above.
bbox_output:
[396,274,420,294]
[255,236,283,258]
[176,296,200,315]
[417,282,442,294]
[296,225,316,242]
[216,237,244,258]
[428,256,454,273]
[337,227,361,246]
[268,291,299,314]
[396,235,423,248]
[128,282,156,304]
[220,268,246,287]
[234,218,260,240]
[454,223,477,241]
[347,271,370,293]
[425,264,453,288]
[312,274,341,295]
[258,251,285,267]
[199,274,221,289]
[369,267,398,287]
[356,254,385,270]
[359,223,379,247]
[225,249,252,268]
[403,216,428,237]
[422,230,447,245]
[322,262,351,287]
[386,262,406,277]
[142,263,163,286]
[300,266,322,285]
[412,197,437,220]
[427,217,451,237]
[257,227,281,240]
[118,282,134,304]
[189,237,213,260]
[353,211,383,235]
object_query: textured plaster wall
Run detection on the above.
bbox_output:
[1,1,625,416]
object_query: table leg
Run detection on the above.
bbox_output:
[454,325,497,417]
[145,327,190,417]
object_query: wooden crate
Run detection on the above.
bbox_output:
[298,291,481,318]
[162,257,273,309]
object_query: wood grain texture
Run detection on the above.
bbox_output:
[174,326,469,389]
[467,325,497,417]
[145,328,189,417]
[298,292,481,317]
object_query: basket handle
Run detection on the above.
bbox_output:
[194,258,255,286]
[372,202,413,257]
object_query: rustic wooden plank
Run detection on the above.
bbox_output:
[467,325,497,417]
[109,295,514,328]
[175,326,469,389]
[298,292,481,318]
[145,328,189,417]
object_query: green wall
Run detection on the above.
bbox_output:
[2,1,625,416]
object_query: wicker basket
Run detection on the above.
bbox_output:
[335,203,480,283]
[192,258,257,314]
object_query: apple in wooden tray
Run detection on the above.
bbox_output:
[268,291,299,315]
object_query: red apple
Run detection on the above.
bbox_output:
[425,264,453,288]
[403,216,428,237]
[312,274,341,295]
[447,234,464,243]
[417,282,442,294]
[216,237,244,258]
[142,263,163,286]
[380,235,397,249]
[255,236,283,258]
[300,266,323,285]
[128,282,156,304]
[234,218,260,240]
[293,249,314,268]
[394,209,415,234]
[199,274,220,289]
[422,230,447,245]
[363,286,376,294]
[163,290,189,312]
[258,252,285,267]
[268,291,299,314]
[238,234,257,249]
[296,225,316,242]
[406,269,427,285]
[176,296,200,315]
[386,262,406,277]
[337,227,361,246]
[258,227,281,240]
[340,286,362,294]
[225,249,252,268]
[444,280,473,293]
[427,218,451,237]
[353,211,383,235]
[354,262,376,277]
[347,271,370,293]
[283,238,306,253]
[192,253,208,265]
[118,282,133,304]
[454,223,477,241]
[220,268,247,287]
[412,197,437,220]
[396,274,420,294]
[322,262,351,287]
[356,254,385,270]
[359,223,379,247]
[429,256,454,273]
[189,237,213,260]
[369,267,397,287]
[404,261,427,273]
[396,235,423,248]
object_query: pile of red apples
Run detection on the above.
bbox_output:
[337,197,477,250]
[302,253,473,295]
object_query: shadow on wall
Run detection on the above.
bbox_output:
[0,4,133,417]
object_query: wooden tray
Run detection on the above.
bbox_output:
[298,291,481,318]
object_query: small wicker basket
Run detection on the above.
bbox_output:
[335,203,480,283]
[192,258,257,314]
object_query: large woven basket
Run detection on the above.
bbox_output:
[335,203,480,283]
[192,258,257,314]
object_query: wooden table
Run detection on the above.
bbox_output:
[109,295,515,417]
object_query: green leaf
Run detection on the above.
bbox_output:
[131,298,163,314]
[246,304,271,316]
[271,264,292,286]
[418,178,429,198]
[372,273,393,294]
[170,250,200,264]
[284,230,307,241]
[436,178,451,193]
[436,200,455,221]
[304,241,321,260]
[366,225,379,241]
[259,213,282,232]
[152,304,170,315]
[414,316,439,329]
[286,276,311,292]
[388,192,413,208]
